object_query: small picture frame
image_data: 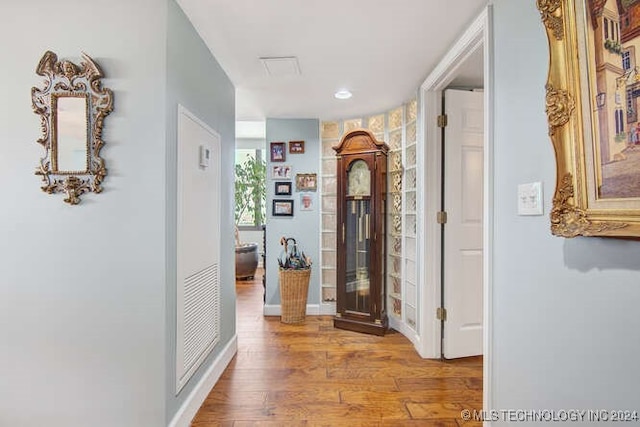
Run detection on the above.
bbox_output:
[274,181,292,196]
[272,199,294,217]
[300,192,314,211]
[270,142,286,162]
[296,173,317,191]
[289,140,305,154]
[271,164,292,180]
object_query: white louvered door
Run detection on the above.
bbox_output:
[176,105,221,393]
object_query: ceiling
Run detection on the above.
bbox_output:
[177,0,488,121]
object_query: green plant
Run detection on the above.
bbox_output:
[234,155,266,227]
[604,39,622,55]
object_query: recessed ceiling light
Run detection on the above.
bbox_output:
[334,90,352,100]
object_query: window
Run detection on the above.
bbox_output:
[235,149,266,228]
[615,109,625,134]
[627,87,637,122]
[604,17,609,39]
[623,51,631,71]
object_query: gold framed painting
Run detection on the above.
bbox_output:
[539,0,640,238]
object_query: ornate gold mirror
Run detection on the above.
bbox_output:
[31,51,113,205]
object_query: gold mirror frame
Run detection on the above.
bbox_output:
[31,51,113,205]
[538,0,640,238]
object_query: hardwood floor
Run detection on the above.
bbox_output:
[191,269,482,426]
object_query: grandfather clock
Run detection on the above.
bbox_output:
[333,129,388,336]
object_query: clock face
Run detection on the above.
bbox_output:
[347,160,371,196]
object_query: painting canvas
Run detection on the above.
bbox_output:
[539,0,640,237]
[583,0,640,199]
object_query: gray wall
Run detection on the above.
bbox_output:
[492,0,640,419]
[0,1,237,425]
[0,1,168,426]
[265,119,320,306]
[165,0,236,421]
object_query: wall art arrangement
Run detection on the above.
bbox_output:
[270,139,316,217]
[31,51,113,205]
[539,0,640,237]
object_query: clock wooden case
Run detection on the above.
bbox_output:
[333,129,389,336]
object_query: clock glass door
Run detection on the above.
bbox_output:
[345,159,371,315]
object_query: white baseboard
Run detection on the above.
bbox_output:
[168,335,238,427]
[263,304,337,316]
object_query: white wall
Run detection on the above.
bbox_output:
[491,0,640,420]
[0,2,167,426]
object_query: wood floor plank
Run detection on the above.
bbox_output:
[190,270,483,426]
[395,377,482,391]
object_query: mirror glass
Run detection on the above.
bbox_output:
[54,95,88,172]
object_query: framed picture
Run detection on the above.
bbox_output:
[539,0,640,238]
[271,164,292,180]
[295,173,317,191]
[272,199,293,217]
[270,142,286,162]
[289,140,305,154]
[274,181,292,196]
[300,192,314,211]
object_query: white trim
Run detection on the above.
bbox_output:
[318,302,337,315]
[263,304,322,316]
[419,6,488,360]
[168,335,238,427]
[482,6,495,424]
[389,315,421,348]
[175,104,222,393]
[417,5,494,424]
[421,9,487,91]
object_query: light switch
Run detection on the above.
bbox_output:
[517,182,543,215]
[199,145,210,168]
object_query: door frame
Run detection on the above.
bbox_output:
[417,4,494,414]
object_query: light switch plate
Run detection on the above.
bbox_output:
[517,182,543,215]
[199,145,211,168]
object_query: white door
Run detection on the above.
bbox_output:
[442,89,484,359]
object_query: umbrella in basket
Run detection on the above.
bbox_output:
[277,237,312,324]
[278,237,312,270]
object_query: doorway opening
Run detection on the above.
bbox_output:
[418,5,494,414]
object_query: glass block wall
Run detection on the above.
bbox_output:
[320,97,419,333]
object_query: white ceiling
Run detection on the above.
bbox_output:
[177,0,488,121]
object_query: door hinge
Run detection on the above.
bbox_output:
[437,307,447,321]
[437,211,448,224]
[437,114,448,128]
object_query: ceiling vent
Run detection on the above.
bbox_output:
[259,56,301,76]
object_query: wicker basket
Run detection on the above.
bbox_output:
[279,268,311,324]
